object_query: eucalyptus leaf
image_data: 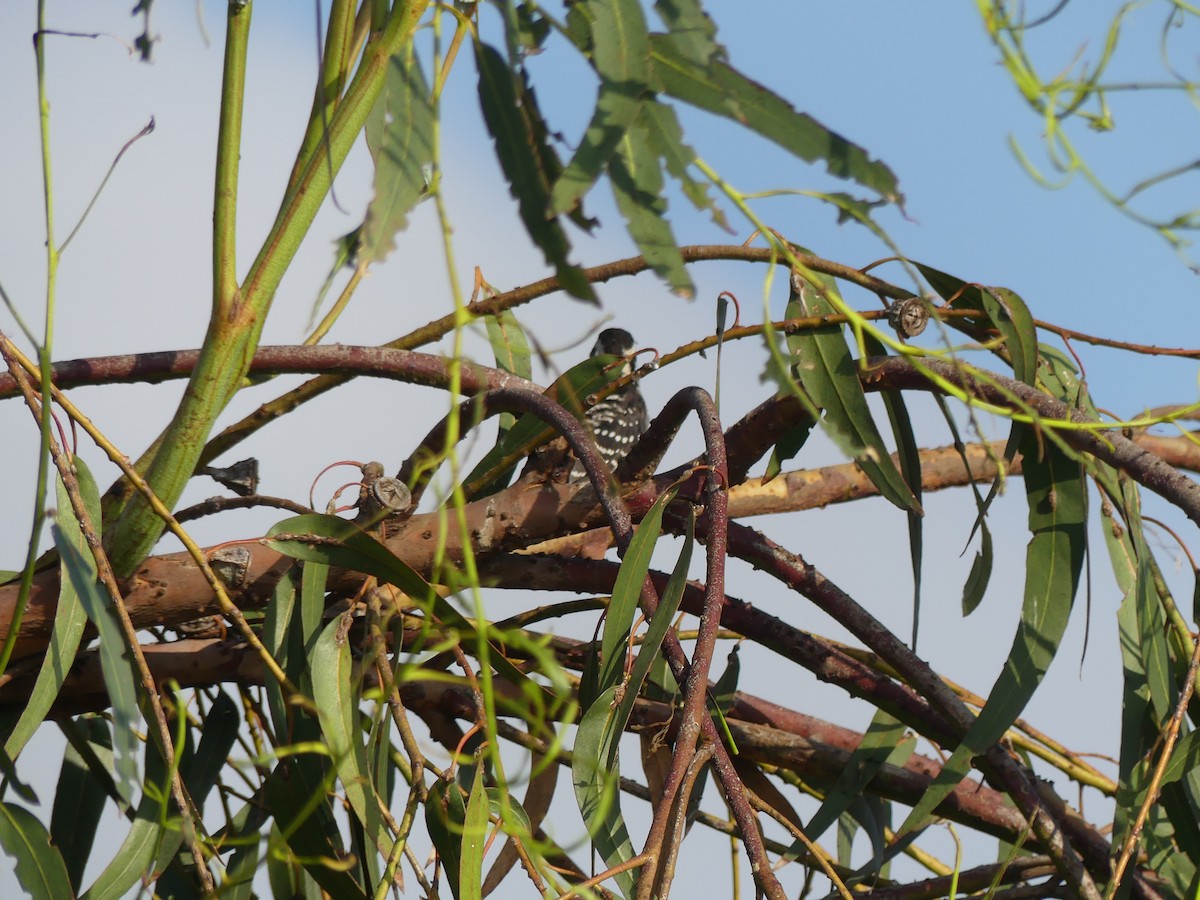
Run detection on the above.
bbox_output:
[0,802,73,900]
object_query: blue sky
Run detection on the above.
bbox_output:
[1,1,1197,896]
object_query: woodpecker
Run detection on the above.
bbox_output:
[570,327,648,482]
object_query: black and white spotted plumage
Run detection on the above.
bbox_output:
[570,328,648,481]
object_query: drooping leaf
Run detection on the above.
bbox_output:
[485,311,533,392]
[639,99,730,230]
[150,693,235,896]
[1121,729,1200,807]
[609,117,693,296]
[806,710,913,842]
[608,505,693,752]
[653,0,721,67]
[475,42,595,302]
[188,693,239,804]
[146,692,243,897]
[786,271,920,513]
[80,737,172,900]
[914,263,1037,384]
[763,420,815,484]
[361,45,434,263]
[264,752,364,900]
[484,310,534,478]
[311,615,393,864]
[481,743,558,895]
[4,461,99,759]
[551,0,651,217]
[216,800,266,900]
[459,763,490,900]
[50,716,111,892]
[262,567,299,739]
[649,34,901,203]
[932,394,1002,615]
[899,426,1085,836]
[426,778,468,899]
[572,685,639,899]
[499,0,552,57]
[309,227,361,329]
[0,802,73,900]
[597,485,682,703]
[299,559,327,660]
[1104,475,1189,863]
[52,520,139,808]
[961,524,994,616]
[847,794,894,879]
[267,514,566,700]
[864,331,924,646]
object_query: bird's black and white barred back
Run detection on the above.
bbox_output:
[570,328,648,481]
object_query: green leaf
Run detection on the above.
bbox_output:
[361,45,434,263]
[572,685,640,899]
[309,227,361,329]
[426,778,467,899]
[265,754,364,900]
[263,568,299,738]
[899,428,1085,836]
[653,0,721,67]
[640,99,730,230]
[268,515,436,605]
[475,42,595,302]
[806,710,912,841]
[608,506,693,758]
[267,514,565,701]
[961,524,994,616]
[485,310,533,384]
[609,116,693,296]
[649,34,901,203]
[763,420,815,483]
[864,331,924,646]
[500,1,551,57]
[551,0,651,217]
[311,615,393,864]
[485,310,533,458]
[52,519,140,808]
[786,272,920,513]
[188,692,239,803]
[706,643,740,753]
[80,737,173,900]
[597,486,681,702]
[459,764,489,900]
[0,802,73,900]
[915,264,1037,384]
[51,717,111,891]
[4,461,99,759]
[1121,730,1200,805]
[216,800,265,900]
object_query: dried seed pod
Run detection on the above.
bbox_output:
[370,476,412,513]
[887,297,929,337]
[200,457,259,496]
[208,545,251,590]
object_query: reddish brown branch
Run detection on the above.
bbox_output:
[0,636,1048,848]
[865,357,1200,527]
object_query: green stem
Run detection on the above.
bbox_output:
[285,0,359,199]
[1,0,59,679]
[107,1,432,576]
[212,2,250,317]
